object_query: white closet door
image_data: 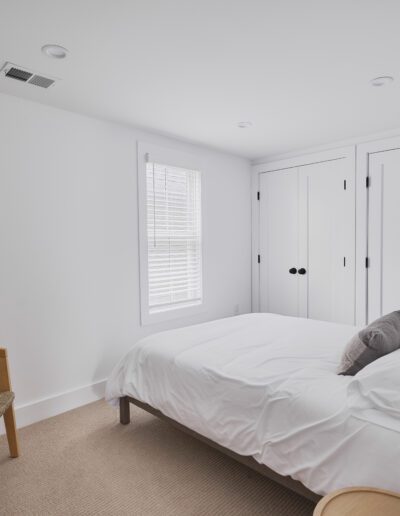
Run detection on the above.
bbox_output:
[259,168,299,316]
[368,149,400,321]
[299,159,355,324]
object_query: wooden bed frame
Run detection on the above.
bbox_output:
[120,395,321,503]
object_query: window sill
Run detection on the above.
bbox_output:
[140,301,206,326]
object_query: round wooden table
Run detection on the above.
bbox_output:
[314,487,400,516]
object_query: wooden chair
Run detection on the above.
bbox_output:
[0,348,19,457]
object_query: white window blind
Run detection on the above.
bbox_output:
[146,160,202,313]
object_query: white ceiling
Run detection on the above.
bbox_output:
[1,0,400,160]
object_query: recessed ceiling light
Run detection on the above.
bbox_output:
[237,121,253,129]
[370,76,394,87]
[41,44,69,59]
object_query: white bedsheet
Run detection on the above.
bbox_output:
[106,313,400,495]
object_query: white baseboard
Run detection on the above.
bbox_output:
[0,379,107,436]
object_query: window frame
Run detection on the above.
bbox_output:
[137,142,206,325]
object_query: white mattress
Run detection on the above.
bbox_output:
[106,313,400,495]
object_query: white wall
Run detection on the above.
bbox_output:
[0,93,251,430]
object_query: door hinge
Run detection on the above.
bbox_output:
[366,176,371,188]
[365,257,370,268]
[343,256,346,267]
[344,179,347,190]
[257,254,261,264]
[257,191,260,201]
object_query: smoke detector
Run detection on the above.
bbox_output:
[1,62,57,89]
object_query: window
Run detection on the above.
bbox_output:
[138,143,203,324]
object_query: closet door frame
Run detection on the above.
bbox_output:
[356,136,400,325]
[252,146,355,314]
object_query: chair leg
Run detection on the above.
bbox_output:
[4,403,19,458]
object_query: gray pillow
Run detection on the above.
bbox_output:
[338,310,400,376]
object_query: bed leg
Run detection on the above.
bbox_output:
[119,396,130,425]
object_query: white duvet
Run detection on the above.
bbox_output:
[106,313,400,495]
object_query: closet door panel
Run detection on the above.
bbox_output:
[368,149,400,321]
[299,159,355,324]
[298,172,308,319]
[259,169,299,316]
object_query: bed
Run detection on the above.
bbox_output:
[106,313,400,500]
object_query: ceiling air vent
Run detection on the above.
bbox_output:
[1,62,57,89]
[28,75,55,88]
[5,67,33,82]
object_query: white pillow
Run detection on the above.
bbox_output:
[347,349,400,432]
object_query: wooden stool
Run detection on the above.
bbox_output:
[314,487,400,516]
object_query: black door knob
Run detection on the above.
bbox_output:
[298,268,306,275]
[289,268,297,274]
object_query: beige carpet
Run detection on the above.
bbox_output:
[0,401,316,515]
